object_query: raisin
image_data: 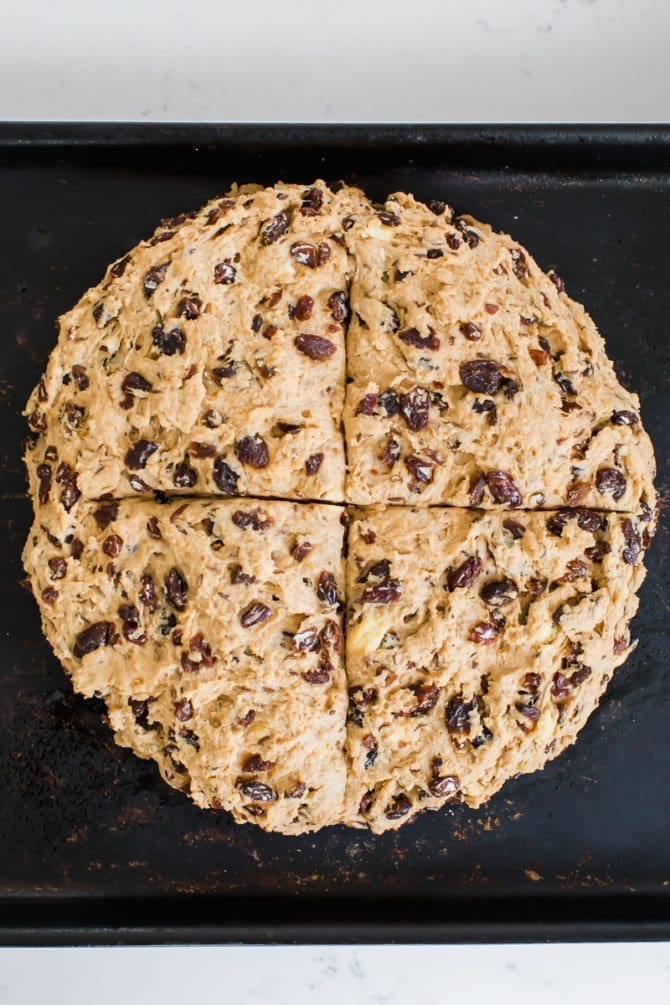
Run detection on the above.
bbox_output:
[612,409,639,427]
[447,233,461,250]
[455,218,479,247]
[377,211,400,226]
[447,556,482,591]
[356,393,378,415]
[290,242,319,267]
[189,441,216,459]
[212,457,239,494]
[585,540,610,563]
[381,436,401,468]
[294,333,336,360]
[377,389,399,416]
[460,360,502,394]
[119,604,146,645]
[73,621,113,659]
[301,186,323,216]
[459,322,482,342]
[129,698,152,728]
[27,408,47,432]
[410,683,440,715]
[430,775,460,799]
[48,557,67,580]
[173,698,193,722]
[280,531,311,564]
[548,270,565,293]
[446,696,474,734]
[510,248,528,279]
[110,254,130,278]
[486,470,522,507]
[170,459,196,488]
[565,483,591,508]
[70,538,84,559]
[554,372,576,396]
[317,571,340,606]
[143,263,168,297]
[203,409,223,428]
[125,439,158,470]
[321,620,343,653]
[235,435,269,469]
[212,362,238,383]
[177,295,202,319]
[472,399,497,425]
[480,578,517,607]
[576,510,604,533]
[68,364,89,391]
[470,621,500,644]
[550,673,572,702]
[426,199,447,215]
[359,791,374,814]
[596,467,627,500]
[622,518,641,565]
[515,703,540,722]
[121,372,152,396]
[404,455,433,484]
[293,295,314,321]
[359,580,402,604]
[164,568,188,610]
[528,577,547,598]
[303,663,331,685]
[328,290,348,323]
[348,686,378,726]
[547,510,572,536]
[90,504,118,533]
[398,328,440,351]
[399,387,430,431]
[36,463,52,504]
[152,323,185,356]
[503,518,526,539]
[240,754,272,773]
[240,602,272,628]
[426,248,444,259]
[305,453,324,476]
[528,348,550,367]
[230,564,256,585]
[63,403,84,429]
[385,793,411,819]
[357,559,391,583]
[261,211,290,245]
[293,628,320,652]
[469,474,487,506]
[237,780,277,801]
[214,260,236,284]
[102,534,123,558]
[232,508,271,531]
[560,559,588,582]
[363,734,378,769]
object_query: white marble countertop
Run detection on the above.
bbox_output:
[2,0,669,1000]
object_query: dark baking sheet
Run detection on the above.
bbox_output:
[0,124,668,945]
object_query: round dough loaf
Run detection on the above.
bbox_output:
[23,181,656,834]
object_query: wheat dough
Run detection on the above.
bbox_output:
[23,181,657,835]
[343,192,656,511]
[25,181,372,507]
[23,498,347,834]
[345,505,651,833]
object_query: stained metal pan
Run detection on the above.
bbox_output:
[0,123,668,944]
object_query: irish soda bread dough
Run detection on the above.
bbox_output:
[345,506,649,833]
[23,498,347,834]
[23,180,656,835]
